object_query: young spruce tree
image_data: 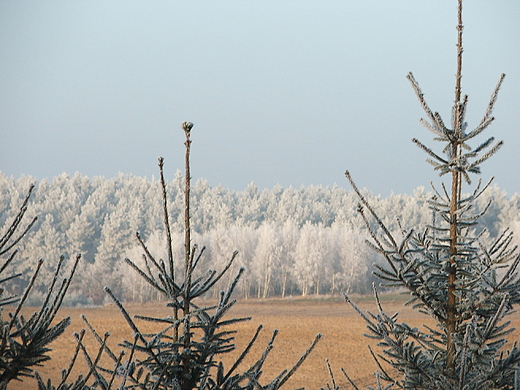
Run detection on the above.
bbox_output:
[341,1,520,389]
[37,122,320,390]
[0,185,81,389]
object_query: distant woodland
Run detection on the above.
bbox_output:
[1,171,519,305]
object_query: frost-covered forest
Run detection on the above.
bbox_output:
[1,171,519,306]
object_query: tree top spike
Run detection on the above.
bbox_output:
[182,122,194,137]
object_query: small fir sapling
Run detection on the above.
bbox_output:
[0,185,81,389]
[40,122,321,390]
[337,1,520,389]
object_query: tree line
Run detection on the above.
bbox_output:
[0,171,518,305]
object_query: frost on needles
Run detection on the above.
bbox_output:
[340,1,520,389]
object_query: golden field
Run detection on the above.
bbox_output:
[8,296,520,390]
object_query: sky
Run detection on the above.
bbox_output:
[1,1,519,197]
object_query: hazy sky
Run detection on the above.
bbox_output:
[1,1,519,197]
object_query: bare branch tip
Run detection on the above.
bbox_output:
[182,121,194,138]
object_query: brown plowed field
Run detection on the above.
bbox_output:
[8,295,520,389]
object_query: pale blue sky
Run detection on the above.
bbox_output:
[1,1,519,196]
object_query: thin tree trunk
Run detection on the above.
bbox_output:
[315,274,320,296]
[262,270,270,299]
[302,278,308,296]
[181,122,193,390]
[281,269,287,298]
[446,0,464,376]
[447,169,459,374]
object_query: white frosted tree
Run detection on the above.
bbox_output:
[330,224,372,295]
[235,182,263,228]
[66,212,95,261]
[251,223,282,298]
[17,214,67,302]
[293,222,329,296]
[0,174,17,229]
[192,179,235,232]
[211,224,258,298]
[91,196,138,303]
[278,220,299,297]
[122,230,169,302]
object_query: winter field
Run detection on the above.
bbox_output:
[10,295,520,390]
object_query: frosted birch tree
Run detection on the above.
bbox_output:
[252,222,282,298]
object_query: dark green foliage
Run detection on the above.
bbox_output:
[0,185,36,308]
[0,185,81,389]
[340,1,520,389]
[41,123,320,390]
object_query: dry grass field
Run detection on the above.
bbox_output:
[8,295,520,390]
